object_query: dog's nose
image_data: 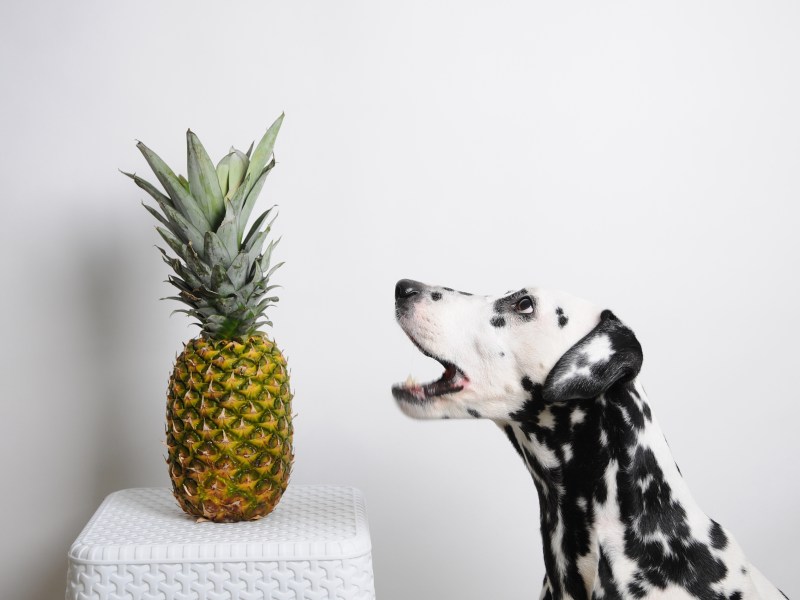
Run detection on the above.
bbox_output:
[395,279,425,302]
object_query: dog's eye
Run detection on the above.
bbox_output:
[515,297,534,314]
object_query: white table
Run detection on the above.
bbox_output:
[66,486,375,600]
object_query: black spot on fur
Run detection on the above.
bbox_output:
[493,289,536,321]
[490,316,506,327]
[598,548,623,600]
[627,578,647,598]
[503,425,523,458]
[521,376,536,392]
[628,447,690,538]
[467,408,480,418]
[709,520,728,550]
[729,592,742,600]
[618,437,728,596]
[558,314,568,327]
[443,287,454,291]
[458,290,473,296]
[499,351,505,357]
[431,291,442,301]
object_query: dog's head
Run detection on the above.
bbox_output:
[392,279,643,420]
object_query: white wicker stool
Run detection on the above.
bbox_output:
[66,485,375,600]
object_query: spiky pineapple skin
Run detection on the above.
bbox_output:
[166,335,293,522]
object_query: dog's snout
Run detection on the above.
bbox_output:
[395,279,425,302]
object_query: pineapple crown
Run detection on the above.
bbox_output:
[123,114,285,340]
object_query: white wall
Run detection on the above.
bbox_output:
[1,1,798,598]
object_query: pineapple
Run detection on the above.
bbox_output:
[124,114,293,522]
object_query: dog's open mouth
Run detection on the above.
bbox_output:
[392,357,469,403]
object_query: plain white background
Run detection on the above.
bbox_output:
[1,1,798,598]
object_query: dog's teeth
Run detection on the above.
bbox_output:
[405,374,416,387]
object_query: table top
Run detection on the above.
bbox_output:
[69,485,372,565]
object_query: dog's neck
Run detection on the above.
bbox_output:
[499,379,716,600]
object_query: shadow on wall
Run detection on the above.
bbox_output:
[16,214,169,600]
[81,224,168,501]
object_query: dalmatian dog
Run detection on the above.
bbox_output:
[392,279,788,600]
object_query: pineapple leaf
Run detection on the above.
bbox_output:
[187,130,225,226]
[141,194,198,250]
[122,170,176,210]
[184,244,214,287]
[215,295,240,313]
[239,160,275,240]
[244,140,254,158]
[215,155,230,198]
[167,274,200,294]
[244,210,278,256]
[156,200,206,252]
[216,200,240,259]
[225,149,249,201]
[158,249,181,272]
[228,171,252,217]
[237,278,259,302]
[245,229,269,263]
[243,205,276,247]
[177,174,190,192]
[156,226,189,262]
[211,264,236,296]
[136,141,212,232]
[142,202,172,231]
[264,261,285,280]
[169,308,206,321]
[259,238,281,272]
[163,257,204,289]
[246,113,283,196]
[204,231,233,268]
[204,314,242,339]
[253,297,278,315]
[227,253,250,289]
[128,171,176,226]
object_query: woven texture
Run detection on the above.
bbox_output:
[66,486,375,600]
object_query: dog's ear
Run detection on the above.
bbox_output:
[542,310,642,403]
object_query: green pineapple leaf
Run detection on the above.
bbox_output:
[243,206,276,247]
[216,200,239,259]
[246,113,283,196]
[156,226,190,263]
[203,231,233,269]
[136,142,212,232]
[226,253,250,289]
[239,160,275,240]
[187,130,226,226]
[121,170,176,210]
[183,244,213,287]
